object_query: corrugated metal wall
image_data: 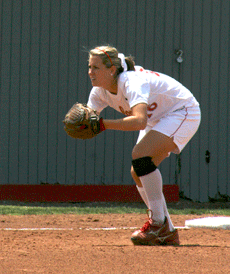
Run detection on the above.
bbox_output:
[0,0,229,202]
[179,0,230,202]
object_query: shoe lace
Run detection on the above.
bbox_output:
[140,220,151,232]
[146,209,153,219]
[140,210,161,232]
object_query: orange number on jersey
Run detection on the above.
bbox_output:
[147,102,158,118]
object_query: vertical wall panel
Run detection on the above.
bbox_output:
[74,1,89,185]
[37,0,50,184]
[1,0,15,185]
[218,0,230,197]
[29,0,40,185]
[208,0,221,199]
[188,0,203,201]
[56,0,71,184]
[19,0,32,185]
[65,0,80,185]
[9,0,21,184]
[0,0,229,201]
[180,0,203,200]
[180,0,230,201]
[196,0,212,201]
[46,0,60,184]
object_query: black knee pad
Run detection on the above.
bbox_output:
[132,156,157,177]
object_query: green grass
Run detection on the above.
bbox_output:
[0,203,145,215]
[0,200,230,216]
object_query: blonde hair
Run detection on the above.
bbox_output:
[89,45,135,75]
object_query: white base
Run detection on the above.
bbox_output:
[185,217,230,230]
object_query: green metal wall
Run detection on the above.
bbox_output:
[0,0,229,202]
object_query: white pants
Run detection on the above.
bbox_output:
[137,106,201,154]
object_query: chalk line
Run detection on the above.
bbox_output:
[80,226,189,231]
[1,228,73,231]
[1,226,189,231]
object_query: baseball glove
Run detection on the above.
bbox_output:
[63,103,105,139]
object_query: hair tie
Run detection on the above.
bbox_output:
[96,48,113,66]
[118,53,127,72]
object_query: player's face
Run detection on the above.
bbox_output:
[88,55,114,88]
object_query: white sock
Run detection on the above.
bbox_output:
[136,186,149,208]
[162,194,175,231]
[140,169,165,224]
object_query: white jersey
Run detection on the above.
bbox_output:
[87,66,199,127]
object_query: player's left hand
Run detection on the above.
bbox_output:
[63,103,105,139]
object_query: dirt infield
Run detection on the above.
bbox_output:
[1,212,230,274]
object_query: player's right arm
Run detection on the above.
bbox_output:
[103,103,147,131]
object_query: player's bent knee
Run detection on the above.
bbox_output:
[132,156,157,177]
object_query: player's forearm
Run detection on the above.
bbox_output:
[103,116,147,131]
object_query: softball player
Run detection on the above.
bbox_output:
[87,45,201,246]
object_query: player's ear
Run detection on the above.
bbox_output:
[110,65,117,76]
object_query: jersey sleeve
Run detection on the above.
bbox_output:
[87,87,108,115]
